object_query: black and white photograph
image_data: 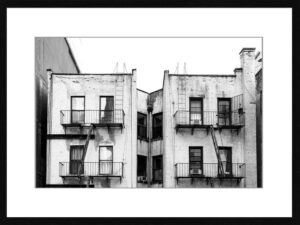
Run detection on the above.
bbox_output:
[5,7,292,219]
[36,37,262,188]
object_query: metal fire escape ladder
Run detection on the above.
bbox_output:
[115,75,124,131]
[178,75,187,111]
[209,125,224,177]
[115,76,124,111]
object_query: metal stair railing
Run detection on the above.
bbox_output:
[77,125,93,176]
[209,125,224,177]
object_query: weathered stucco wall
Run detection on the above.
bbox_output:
[137,90,148,114]
[150,89,163,156]
[137,90,149,156]
[47,72,137,187]
[163,74,245,188]
[150,89,163,114]
[240,49,257,187]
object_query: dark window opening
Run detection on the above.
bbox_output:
[152,113,163,139]
[218,147,232,176]
[189,147,203,176]
[100,96,114,123]
[190,98,203,125]
[70,145,84,174]
[71,96,85,124]
[218,98,231,126]
[152,155,163,183]
[137,155,147,183]
[99,146,113,175]
[138,113,147,139]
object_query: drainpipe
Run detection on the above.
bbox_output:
[46,69,53,185]
[147,96,153,187]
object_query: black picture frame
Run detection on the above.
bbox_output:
[1,1,297,225]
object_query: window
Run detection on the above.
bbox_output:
[100,96,114,123]
[189,147,203,176]
[71,96,85,124]
[152,113,162,139]
[152,155,163,182]
[190,98,203,125]
[218,147,232,176]
[70,145,84,174]
[99,146,113,174]
[138,113,147,139]
[137,155,147,183]
[218,98,231,126]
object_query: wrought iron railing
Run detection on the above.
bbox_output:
[59,162,124,177]
[232,94,244,111]
[174,110,244,127]
[175,163,246,178]
[60,110,124,125]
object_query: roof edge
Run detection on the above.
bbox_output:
[169,74,236,78]
[149,88,163,95]
[64,38,81,73]
[137,89,149,94]
[51,73,133,76]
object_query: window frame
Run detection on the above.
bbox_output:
[137,155,147,182]
[152,155,163,183]
[70,96,85,124]
[189,97,203,125]
[137,112,148,140]
[69,145,84,175]
[99,96,114,123]
[152,112,163,140]
[189,147,203,175]
[99,146,114,175]
[218,146,232,176]
[217,98,232,126]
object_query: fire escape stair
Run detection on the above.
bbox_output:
[77,125,94,184]
[209,125,225,178]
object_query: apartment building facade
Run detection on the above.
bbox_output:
[46,48,259,188]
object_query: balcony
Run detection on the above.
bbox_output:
[59,162,124,182]
[175,163,245,184]
[60,110,124,128]
[174,110,244,133]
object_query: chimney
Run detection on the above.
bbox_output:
[239,48,256,68]
[239,48,257,188]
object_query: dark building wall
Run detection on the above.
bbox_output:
[255,68,262,187]
[35,37,79,187]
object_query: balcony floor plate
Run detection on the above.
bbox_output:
[62,123,124,128]
[92,123,123,128]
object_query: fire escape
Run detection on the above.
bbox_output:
[174,75,246,186]
[58,75,125,187]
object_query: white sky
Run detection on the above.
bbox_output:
[67,37,262,93]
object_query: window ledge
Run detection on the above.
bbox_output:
[137,137,149,142]
[151,137,163,141]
